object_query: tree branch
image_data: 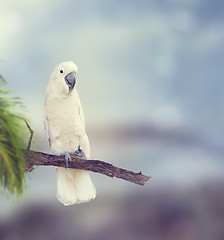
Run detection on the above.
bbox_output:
[25,121,33,150]
[23,150,150,186]
[23,122,150,186]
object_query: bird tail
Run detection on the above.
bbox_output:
[56,168,96,206]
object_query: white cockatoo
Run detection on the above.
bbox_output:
[44,61,96,206]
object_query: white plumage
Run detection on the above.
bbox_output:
[44,61,96,206]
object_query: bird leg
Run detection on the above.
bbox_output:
[64,151,71,168]
[74,146,83,157]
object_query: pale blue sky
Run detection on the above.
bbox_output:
[1,0,224,138]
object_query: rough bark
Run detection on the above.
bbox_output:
[23,150,150,186]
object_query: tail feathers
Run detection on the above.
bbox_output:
[56,168,96,206]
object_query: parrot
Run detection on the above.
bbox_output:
[44,61,96,206]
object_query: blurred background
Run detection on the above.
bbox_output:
[1,0,224,239]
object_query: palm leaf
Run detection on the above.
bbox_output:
[0,75,27,196]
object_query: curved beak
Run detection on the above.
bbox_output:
[65,72,76,90]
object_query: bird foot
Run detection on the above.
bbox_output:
[64,152,71,168]
[74,146,83,157]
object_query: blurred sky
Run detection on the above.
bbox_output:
[1,0,224,130]
[1,0,224,213]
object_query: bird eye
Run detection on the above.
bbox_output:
[60,70,63,73]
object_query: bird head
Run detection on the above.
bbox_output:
[48,61,79,95]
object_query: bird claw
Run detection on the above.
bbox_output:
[64,152,71,169]
[74,146,83,157]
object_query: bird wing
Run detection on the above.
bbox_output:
[44,107,51,147]
[77,98,90,158]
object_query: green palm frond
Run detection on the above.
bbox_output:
[0,75,27,196]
